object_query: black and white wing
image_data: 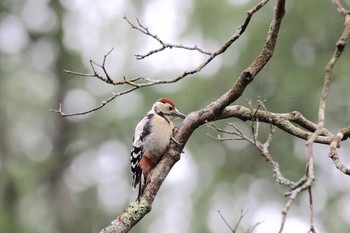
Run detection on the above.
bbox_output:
[130,114,153,189]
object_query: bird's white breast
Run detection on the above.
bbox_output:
[144,114,173,157]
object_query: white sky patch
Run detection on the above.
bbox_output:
[63,89,96,121]
[109,92,145,119]
[165,148,197,186]
[227,0,250,6]
[253,203,308,233]
[20,0,57,33]
[149,149,196,233]
[65,139,129,195]
[95,140,130,213]
[61,0,129,56]
[0,14,29,54]
[133,0,209,75]
[292,38,315,67]
[142,0,191,42]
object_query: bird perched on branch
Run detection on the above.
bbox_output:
[130,98,186,200]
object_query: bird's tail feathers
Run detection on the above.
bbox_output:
[132,168,142,190]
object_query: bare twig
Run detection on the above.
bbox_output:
[326,3,350,175]
[329,126,350,175]
[89,48,115,84]
[331,0,350,17]
[247,221,264,233]
[50,87,138,117]
[63,48,116,85]
[208,103,297,188]
[279,195,294,233]
[218,210,263,233]
[307,187,317,233]
[218,209,248,233]
[123,17,212,59]
[207,122,253,143]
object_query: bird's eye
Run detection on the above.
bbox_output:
[168,106,174,111]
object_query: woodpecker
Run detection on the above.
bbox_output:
[130,98,186,200]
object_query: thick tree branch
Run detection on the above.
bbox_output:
[218,105,333,144]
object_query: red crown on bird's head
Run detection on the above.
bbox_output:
[158,98,175,107]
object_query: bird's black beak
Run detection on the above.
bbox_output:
[174,109,186,119]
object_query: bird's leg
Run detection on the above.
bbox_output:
[171,127,183,145]
[171,136,182,145]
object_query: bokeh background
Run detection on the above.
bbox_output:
[1,0,350,232]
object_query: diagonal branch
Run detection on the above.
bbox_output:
[206,0,285,116]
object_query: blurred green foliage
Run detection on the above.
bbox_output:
[1,0,350,233]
